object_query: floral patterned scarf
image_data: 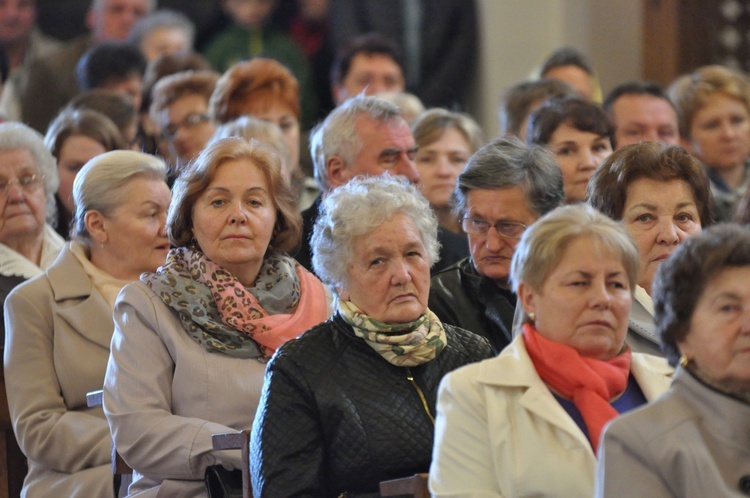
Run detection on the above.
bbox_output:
[142,247,328,358]
[337,300,447,366]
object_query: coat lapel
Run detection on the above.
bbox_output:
[46,245,114,350]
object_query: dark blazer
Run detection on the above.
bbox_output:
[429,258,516,354]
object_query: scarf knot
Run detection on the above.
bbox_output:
[337,300,447,366]
[142,247,328,358]
[522,323,631,452]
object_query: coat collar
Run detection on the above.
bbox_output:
[46,243,113,349]
[476,335,673,451]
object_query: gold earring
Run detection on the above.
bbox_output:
[680,355,689,368]
[528,312,536,322]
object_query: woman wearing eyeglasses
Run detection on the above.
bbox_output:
[0,123,64,341]
[429,136,565,354]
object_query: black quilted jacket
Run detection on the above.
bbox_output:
[250,313,492,497]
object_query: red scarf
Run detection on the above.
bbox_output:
[522,323,631,452]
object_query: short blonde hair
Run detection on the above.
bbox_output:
[668,65,750,139]
[412,107,484,153]
[509,204,639,295]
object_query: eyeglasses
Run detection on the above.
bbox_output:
[461,218,527,239]
[0,173,44,196]
[161,113,211,140]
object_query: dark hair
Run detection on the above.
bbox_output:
[540,47,593,77]
[527,95,614,146]
[654,224,750,366]
[603,81,676,113]
[76,42,147,90]
[499,78,576,137]
[587,141,713,227]
[454,136,564,219]
[66,90,137,137]
[331,32,404,86]
[141,51,212,112]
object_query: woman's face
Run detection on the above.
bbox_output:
[57,135,107,216]
[97,176,171,279]
[548,122,612,204]
[687,93,750,172]
[339,213,431,323]
[622,178,701,294]
[192,159,277,286]
[415,127,471,209]
[0,148,47,244]
[519,236,632,361]
[679,266,750,393]
[238,100,300,172]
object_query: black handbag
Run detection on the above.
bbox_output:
[205,465,244,498]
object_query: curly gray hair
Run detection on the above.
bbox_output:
[311,174,439,293]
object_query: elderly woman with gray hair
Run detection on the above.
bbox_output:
[429,136,565,354]
[4,150,170,497]
[596,224,750,497]
[250,175,493,497]
[0,123,64,340]
[430,205,673,497]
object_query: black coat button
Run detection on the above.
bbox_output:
[739,475,750,495]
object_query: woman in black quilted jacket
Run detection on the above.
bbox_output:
[250,174,493,497]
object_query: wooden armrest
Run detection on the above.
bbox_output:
[379,473,430,497]
[86,389,103,408]
[212,430,252,498]
[212,431,248,451]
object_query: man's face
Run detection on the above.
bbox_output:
[87,0,150,42]
[326,115,419,190]
[0,0,36,46]
[611,94,680,148]
[333,53,405,105]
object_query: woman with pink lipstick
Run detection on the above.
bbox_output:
[250,175,493,497]
[103,137,330,497]
[429,205,673,498]
[4,150,171,497]
[669,65,750,222]
[588,141,711,356]
[528,94,614,204]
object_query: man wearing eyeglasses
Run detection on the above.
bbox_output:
[428,136,564,354]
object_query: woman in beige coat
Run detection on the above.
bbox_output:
[104,138,331,497]
[429,205,673,497]
[4,151,171,497]
[596,224,750,497]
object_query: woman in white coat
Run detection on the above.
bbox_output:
[103,138,330,497]
[4,150,171,497]
[429,205,673,497]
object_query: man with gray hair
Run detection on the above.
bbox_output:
[21,0,154,132]
[297,94,468,273]
[429,136,564,354]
